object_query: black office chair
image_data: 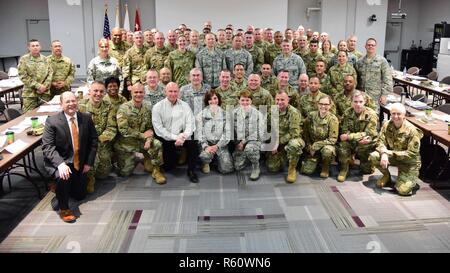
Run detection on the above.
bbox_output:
[4,108,21,121]
[437,103,450,115]
[440,76,450,85]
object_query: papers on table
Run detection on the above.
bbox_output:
[37,104,62,112]
[1,115,48,135]
[4,139,28,154]
[0,135,6,152]
[0,78,23,88]
[405,100,429,110]
[386,95,400,103]
[413,112,450,122]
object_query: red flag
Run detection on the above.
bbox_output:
[134,8,141,31]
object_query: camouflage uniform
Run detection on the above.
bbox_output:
[104,94,128,111]
[334,89,376,119]
[187,44,203,55]
[180,83,211,116]
[196,106,233,173]
[87,56,122,85]
[301,111,339,174]
[328,53,357,68]
[47,54,75,97]
[164,49,196,87]
[298,91,336,119]
[216,43,231,55]
[328,63,358,95]
[264,43,282,66]
[144,46,171,72]
[122,45,148,85]
[114,101,163,176]
[303,52,324,77]
[349,49,363,60]
[231,78,247,91]
[245,45,264,74]
[266,84,300,110]
[144,85,166,108]
[165,43,177,52]
[254,40,269,52]
[215,85,238,111]
[338,107,378,173]
[123,41,132,51]
[241,86,274,109]
[195,48,226,88]
[355,55,393,106]
[224,48,254,77]
[109,40,127,68]
[78,99,117,179]
[293,47,309,59]
[272,53,307,89]
[320,52,335,68]
[18,53,53,112]
[315,73,332,96]
[143,41,154,52]
[369,120,423,195]
[266,105,305,172]
[261,75,278,92]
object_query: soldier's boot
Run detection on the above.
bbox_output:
[286,161,298,183]
[144,160,154,173]
[87,175,95,193]
[202,163,210,174]
[337,162,349,183]
[250,162,260,181]
[376,171,391,188]
[178,149,187,165]
[320,159,331,178]
[152,166,167,185]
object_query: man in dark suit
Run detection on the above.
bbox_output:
[42,91,98,223]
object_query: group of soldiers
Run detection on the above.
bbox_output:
[17,21,423,196]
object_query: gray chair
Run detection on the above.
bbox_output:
[0,71,8,80]
[393,85,404,95]
[407,66,420,75]
[427,71,438,81]
[437,103,450,115]
[4,108,21,121]
[440,76,450,85]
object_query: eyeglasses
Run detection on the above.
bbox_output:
[366,44,376,47]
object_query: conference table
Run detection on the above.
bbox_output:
[0,105,59,197]
[0,78,23,107]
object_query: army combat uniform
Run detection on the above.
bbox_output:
[87,56,122,85]
[180,83,211,116]
[266,105,305,183]
[264,43,282,67]
[196,106,233,174]
[164,49,195,87]
[47,54,75,97]
[303,52,324,77]
[144,84,166,108]
[109,40,127,68]
[104,94,128,111]
[245,45,264,74]
[272,53,307,89]
[369,120,423,196]
[18,53,53,112]
[144,46,170,72]
[334,89,376,119]
[301,111,339,178]
[115,101,164,177]
[328,63,358,95]
[195,47,226,88]
[215,85,239,111]
[122,45,148,85]
[224,48,254,78]
[298,91,336,119]
[337,107,378,182]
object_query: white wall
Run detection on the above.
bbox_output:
[0,0,49,70]
[287,0,320,32]
[417,0,450,48]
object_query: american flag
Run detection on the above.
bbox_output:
[103,8,111,39]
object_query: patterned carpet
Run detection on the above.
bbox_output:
[1,163,450,253]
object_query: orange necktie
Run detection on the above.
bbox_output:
[70,117,80,171]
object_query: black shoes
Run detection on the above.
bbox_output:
[187,170,198,183]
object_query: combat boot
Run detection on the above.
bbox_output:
[250,162,260,181]
[152,166,167,184]
[202,163,210,174]
[286,161,297,183]
[144,160,154,173]
[320,159,331,178]
[87,175,95,193]
[376,172,391,188]
[337,162,349,182]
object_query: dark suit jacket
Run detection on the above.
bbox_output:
[42,111,98,177]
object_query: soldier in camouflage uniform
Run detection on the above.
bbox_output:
[18,39,53,112]
[266,70,300,110]
[254,28,269,52]
[301,96,339,178]
[347,35,363,60]
[104,76,127,111]
[159,67,172,87]
[187,30,203,55]
[355,38,392,109]
[124,31,134,50]
[196,90,233,174]
[369,103,423,196]
[233,90,264,181]
[145,32,170,72]
[143,29,155,51]
[241,74,273,110]
[109,27,127,68]
[328,40,357,67]
[114,83,166,183]
[320,40,335,67]
[231,63,248,90]
[180,68,211,116]
[334,75,376,119]
[78,81,117,193]
[337,91,378,182]
[224,35,253,77]
[266,91,305,183]
[215,70,238,111]
[195,33,226,89]
[164,35,195,87]
[216,29,231,54]
[87,38,122,85]
[47,40,75,98]
[122,31,148,87]
[165,30,178,52]
[298,76,336,119]
[303,39,324,77]
[272,39,307,89]
[297,74,310,96]
[144,70,166,107]
[264,31,283,66]
[260,64,278,92]
[329,51,358,95]
[244,31,264,74]
[293,35,309,58]
[313,60,332,95]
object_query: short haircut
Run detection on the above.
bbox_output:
[239,90,252,100]
[319,95,332,105]
[390,103,406,114]
[204,89,222,106]
[309,39,319,45]
[234,63,244,70]
[366,37,377,44]
[90,80,106,88]
[351,90,366,101]
[105,76,120,87]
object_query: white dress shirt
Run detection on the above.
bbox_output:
[152,98,195,141]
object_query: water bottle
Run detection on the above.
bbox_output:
[402,67,407,77]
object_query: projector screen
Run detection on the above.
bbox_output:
[155,0,288,33]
